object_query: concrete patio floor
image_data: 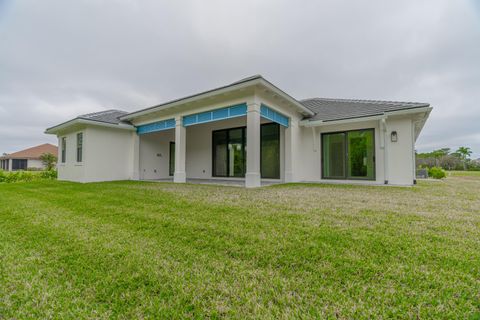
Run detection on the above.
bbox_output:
[143,178,282,187]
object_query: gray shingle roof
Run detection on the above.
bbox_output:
[301,98,430,122]
[78,109,130,124]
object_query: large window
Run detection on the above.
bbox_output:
[61,137,66,163]
[12,159,27,171]
[322,129,375,180]
[76,133,83,163]
[212,123,280,179]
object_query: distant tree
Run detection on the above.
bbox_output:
[431,148,450,166]
[40,153,57,171]
[455,147,472,170]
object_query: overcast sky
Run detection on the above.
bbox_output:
[1,0,479,157]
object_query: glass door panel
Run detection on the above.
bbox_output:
[347,130,374,179]
[322,132,346,179]
[228,128,245,177]
[213,130,228,177]
[261,123,280,179]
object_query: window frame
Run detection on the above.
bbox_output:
[76,132,83,163]
[169,141,175,177]
[211,123,281,179]
[321,128,376,181]
[211,126,246,178]
[61,137,67,163]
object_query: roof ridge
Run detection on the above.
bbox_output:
[301,97,428,105]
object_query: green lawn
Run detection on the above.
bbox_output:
[1,175,479,319]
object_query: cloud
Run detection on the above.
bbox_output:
[0,0,479,157]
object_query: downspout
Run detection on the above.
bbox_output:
[381,118,389,184]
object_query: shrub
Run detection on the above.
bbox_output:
[40,170,58,179]
[0,170,57,183]
[428,166,446,179]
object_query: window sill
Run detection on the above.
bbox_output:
[74,163,83,166]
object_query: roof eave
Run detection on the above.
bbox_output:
[300,105,432,127]
[45,118,136,135]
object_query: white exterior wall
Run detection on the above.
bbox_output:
[57,126,136,183]
[385,116,415,185]
[83,127,136,182]
[27,159,45,170]
[57,131,86,182]
[139,129,174,180]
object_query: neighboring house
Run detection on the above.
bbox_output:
[0,143,58,171]
[45,75,432,187]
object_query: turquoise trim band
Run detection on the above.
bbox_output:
[137,118,176,134]
[260,104,289,127]
[183,103,247,127]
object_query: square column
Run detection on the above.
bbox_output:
[174,116,186,183]
[284,124,294,183]
[132,132,140,180]
[284,120,299,182]
[245,102,261,188]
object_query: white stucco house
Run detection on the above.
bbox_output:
[45,75,432,187]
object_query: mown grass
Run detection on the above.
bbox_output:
[0,174,479,319]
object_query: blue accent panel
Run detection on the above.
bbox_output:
[183,115,196,126]
[212,108,229,119]
[198,112,212,122]
[229,104,247,117]
[183,103,247,127]
[137,118,176,134]
[260,104,289,127]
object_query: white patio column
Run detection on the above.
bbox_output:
[245,102,261,188]
[284,124,294,183]
[174,116,186,183]
[132,132,140,180]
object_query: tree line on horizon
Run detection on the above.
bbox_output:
[416,146,479,171]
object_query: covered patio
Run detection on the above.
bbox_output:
[136,102,290,187]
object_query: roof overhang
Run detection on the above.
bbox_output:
[300,106,433,127]
[119,76,314,121]
[45,118,136,135]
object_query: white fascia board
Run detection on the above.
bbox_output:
[120,77,314,121]
[300,106,433,128]
[45,118,135,135]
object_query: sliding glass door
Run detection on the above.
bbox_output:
[212,123,280,179]
[213,127,246,177]
[322,129,375,180]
